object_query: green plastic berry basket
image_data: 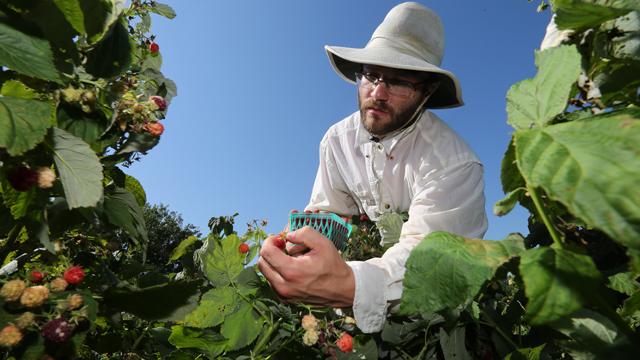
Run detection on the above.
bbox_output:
[288,212,352,251]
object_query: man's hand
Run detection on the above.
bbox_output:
[258,227,355,307]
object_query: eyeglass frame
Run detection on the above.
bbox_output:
[355,71,426,98]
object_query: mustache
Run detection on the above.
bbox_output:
[361,99,391,113]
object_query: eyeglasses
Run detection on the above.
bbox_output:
[355,72,424,98]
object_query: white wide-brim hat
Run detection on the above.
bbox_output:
[325,2,463,109]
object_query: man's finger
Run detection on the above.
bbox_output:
[285,226,332,251]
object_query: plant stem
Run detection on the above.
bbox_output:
[527,186,563,248]
[479,307,519,352]
[252,319,280,356]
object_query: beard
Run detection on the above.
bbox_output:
[358,93,425,137]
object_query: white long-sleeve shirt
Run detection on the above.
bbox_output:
[305,109,488,332]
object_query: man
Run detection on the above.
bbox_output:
[258,2,487,333]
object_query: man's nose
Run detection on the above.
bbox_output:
[370,80,390,101]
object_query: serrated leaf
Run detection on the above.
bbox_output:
[514,108,640,251]
[0,22,63,83]
[85,0,125,44]
[151,2,177,19]
[203,234,244,287]
[220,300,264,351]
[494,187,526,216]
[551,0,636,30]
[184,287,237,328]
[399,232,524,316]
[53,0,85,34]
[0,80,37,99]
[168,325,227,358]
[553,309,633,358]
[608,272,640,296]
[506,45,581,130]
[56,106,110,150]
[125,175,146,207]
[51,128,103,209]
[104,281,200,321]
[169,235,199,262]
[85,20,132,78]
[0,178,36,219]
[103,187,148,245]
[0,96,53,156]
[505,345,546,360]
[519,247,602,325]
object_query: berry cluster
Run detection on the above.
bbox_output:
[298,313,355,355]
[0,265,88,349]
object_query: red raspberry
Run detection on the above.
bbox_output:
[145,122,164,137]
[304,210,312,214]
[30,271,44,283]
[7,166,38,191]
[336,333,353,352]
[41,318,74,343]
[238,243,250,254]
[149,41,159,54]
[359,214,369,222]
[290,209,299,214]
[63,266,84,285]
[149,95,167,111]
[273,237,286,249]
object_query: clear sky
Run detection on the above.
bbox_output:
[127,1,553,240]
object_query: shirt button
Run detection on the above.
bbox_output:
[377,144,383,151]
[384,203,390,209]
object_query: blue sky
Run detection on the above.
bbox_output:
[127,1,552,240]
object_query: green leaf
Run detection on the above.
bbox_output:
[620,290,640,324]
[519,247,602,325]
[220,300,265,351]
[553,309,633,358]
[168,325,227,358]
[85,20,132,78]
[0,96,53,156]
[551,0,636,30]
[608,272,640,296]
[104,281,200,321]
[103,187,148,245]
[506,45,581,130]
[151,2,177,19]
[51,128,103,209]
[52,0,85,34]
[56,106,110,150]
[125,174,146,207]
[202,234,244,287]
[399,232,524,316]
[0,22,63,83]
[377,212,407,247]
[504,344,546,360]
[494,187,526,216]
[84,0,125,44]
[0,80,37,99]
[169,235,199,262]
[184,287,237,328]
[439,327,472,360]
[514,108,640,251]
[0,178,36,219]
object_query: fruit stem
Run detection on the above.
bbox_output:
[528,186,563,248]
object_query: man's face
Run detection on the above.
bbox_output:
[357,65,428,137]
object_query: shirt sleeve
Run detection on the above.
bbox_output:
[305,137,359,215]
[347,160,488,332]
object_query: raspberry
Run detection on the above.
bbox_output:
[148,95,167,111]
[67,294,84,310]
[302,328,319,346]
[290,209,299,214]
[145,122,164,137]
[359,214,369,222]
[238,243,250,254]
[273,233,286,249]
[301,314,318,331]
[7,166,38,191]
[30,270,44,283]
[336,332,353,353]
[20,286,49,308]
[0,324,23,347]
[149,41,159,54]
[50,278,68,292]
[0,279,26,302]
[36,167,56,189]
[63,266,85,285]
[41,318,74,343]
[14,312,36,329]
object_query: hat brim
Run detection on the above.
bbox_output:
[325,45,463,109]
